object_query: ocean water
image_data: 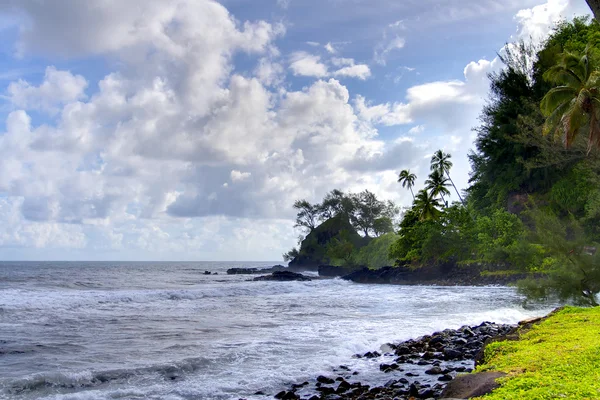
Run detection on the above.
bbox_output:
[0,261,553,400]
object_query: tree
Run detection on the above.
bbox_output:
[518,210,600,307]
[431,150,465,206]
[541,47,600,152]
[425,169,451,206]
[398,169,417,200]
[413,189,442,221]
[293,199,320,232]
[283,248,299,262]
[319,189,354,220]
[326,230,357,266]
[350,190,398,237]
[586,0,600,22]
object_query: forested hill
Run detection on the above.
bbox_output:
[286,18,600,307]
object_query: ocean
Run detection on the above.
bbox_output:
[0,261,552,400]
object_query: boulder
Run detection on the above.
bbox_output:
[253,271,312,282]
[317,265,356,277]
[440,371,506,398]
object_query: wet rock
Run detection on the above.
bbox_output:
[438,374,453,382]
[316,375,335,384]
[253,271,312,282]
[425,366,443,375]
[443,348,463,360]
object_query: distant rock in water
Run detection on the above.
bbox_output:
[253,271,312,282]
[342,265,528,286]
[226,265,286,275]
[317,264,359,277]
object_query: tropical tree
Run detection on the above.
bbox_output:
[540,47,600,152]
[293,199,320,232]
[350,190,398,237]
[413,189,442,221]
[425,169,451,207]
[431,150,465,205]
[398,169,417,200]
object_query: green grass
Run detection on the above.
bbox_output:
[475,306,600,400]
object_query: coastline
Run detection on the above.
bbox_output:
[262,306,600,400]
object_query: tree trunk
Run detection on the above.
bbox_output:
[446,172,465,206]
[586,0,600,21]
[409,187,415,201]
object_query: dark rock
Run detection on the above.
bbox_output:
[203,271,211,275]
[425,366,443,375]
[363,351,381,359]
[318,265,357,277]
[438,374,453,382]
[443,348,463,360]
[336,380,351,393]
[282,392,299,400]
[316,375,335,384]
[316,386,335,395]
[253,271,312,282]
[253,391,265,395]
[274,391,287,399]
[441,371,506,398]
[418,388,435,398]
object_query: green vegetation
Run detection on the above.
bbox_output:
[285,18,600,306]
[475,306,600,399]
[285,190,397,268]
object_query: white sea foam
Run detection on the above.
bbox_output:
[0,262,554,400]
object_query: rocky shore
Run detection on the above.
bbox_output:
[228,264,527,287]
[266,321,517,400]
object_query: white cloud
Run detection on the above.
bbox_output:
[515,0,589,42]
[408,125,425,134]
[289,51,329,77]
[231,170,252,182]
[324,42,336,54]
[333,64,371,80]
[374,36,406,65]
[0,0,592,259]
[7,66,88,114]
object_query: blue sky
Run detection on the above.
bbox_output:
[0,0,591,261]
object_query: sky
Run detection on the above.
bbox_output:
[0,0,592,261]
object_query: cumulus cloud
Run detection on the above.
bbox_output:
[289,51,329,77]
[0,0,591,259]
[7,66,87,114]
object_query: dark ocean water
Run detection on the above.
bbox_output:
[0,261,552,399]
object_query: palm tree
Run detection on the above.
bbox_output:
[398,169,417,200]
[540,47,600,152]
[430,150,465,206]
[425,169,450,207]
[413,189,442,221]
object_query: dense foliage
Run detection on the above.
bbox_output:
[389,17,600,305]
[286,18,600,305]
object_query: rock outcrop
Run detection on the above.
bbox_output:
[253,271,312,282]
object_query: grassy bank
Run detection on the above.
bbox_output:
[475,306,600,399]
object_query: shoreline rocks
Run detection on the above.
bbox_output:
[341,265,529,286]
[271,321,516,400]
[253,271,312,282]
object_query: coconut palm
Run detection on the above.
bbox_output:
[397,169,417,200]
[424,169,451,207]
[540,47,600,152]
[413,189,442,221]
[430,150,465,206]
